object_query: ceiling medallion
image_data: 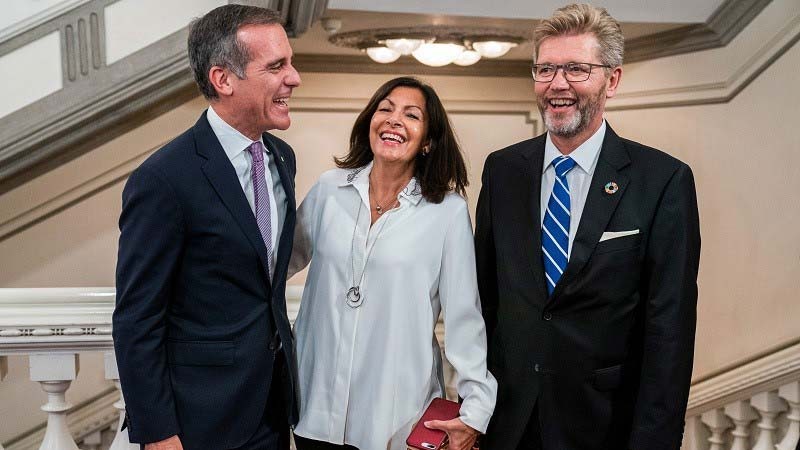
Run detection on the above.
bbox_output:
[328,26,529,67]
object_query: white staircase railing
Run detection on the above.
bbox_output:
[0,287,303,450]
[0,288,127,450]
[3,287,797,450]
[684,342,800,450]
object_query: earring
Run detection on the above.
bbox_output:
[422,145,430,155]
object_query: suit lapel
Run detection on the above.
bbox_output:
[194,113,273,285]
[263,132,295,288]
[552,126,630,299]
[519,136,551,305]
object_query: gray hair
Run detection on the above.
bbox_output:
[188,5,282,100]
[533,3,624,68]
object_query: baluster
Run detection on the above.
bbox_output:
[751,390,787,450]
[104,351,138,450]
[82,430,102,450]
[1,357,6,450]
[777,381,800,450]
[724,399,758,450]
[702,408,732,450]
[101,424,117,448]
[29,353,80,450]
[682,415,709,450]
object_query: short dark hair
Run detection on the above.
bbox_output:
[188,5,282,100]
[335,77,468,204]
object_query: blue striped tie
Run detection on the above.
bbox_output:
[542,156,577,295]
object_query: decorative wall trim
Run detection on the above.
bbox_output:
[625,0,771,63]
[0,0,92,43]
[686,340,800,416]
[3,387,118,450]
[0,0,785,191]
[608,7,800,111]
[0,0,327,194]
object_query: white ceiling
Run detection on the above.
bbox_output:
[291,9,684,59]
[329,0,728,23]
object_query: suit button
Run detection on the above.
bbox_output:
[269,341,279,351]
[543,312,552,321]
[534,363,540,372]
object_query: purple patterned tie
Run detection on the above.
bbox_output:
[247,141,273,277]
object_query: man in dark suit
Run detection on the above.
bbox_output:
[475,4,700,450]
[112,5,301,450]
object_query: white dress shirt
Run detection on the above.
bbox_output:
[290,163,497,450]
[206,106,286,275]
[540,120,606,257]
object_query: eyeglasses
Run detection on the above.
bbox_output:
[531,62,611,82]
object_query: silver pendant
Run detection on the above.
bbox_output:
[346,286,363,308]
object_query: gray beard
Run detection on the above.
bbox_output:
[539,88,604,138]
[543,108,585,137]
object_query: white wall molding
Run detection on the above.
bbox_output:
[609,0,800,110]
[0,0,329,193]
[0,0,92,43]
[687,341,800,417]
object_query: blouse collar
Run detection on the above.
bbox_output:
[339,161,423,206]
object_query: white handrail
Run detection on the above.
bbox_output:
[0,288,115,355]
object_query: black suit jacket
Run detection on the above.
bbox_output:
[475,125,700,450]
[112,112,298,449]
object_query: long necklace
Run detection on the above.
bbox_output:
[346,200,393,308]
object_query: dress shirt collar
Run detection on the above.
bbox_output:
[339,161,423,205]
[543,119,606,174]
[206,105,266,158]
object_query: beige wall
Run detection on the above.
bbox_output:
[0,1,798,409]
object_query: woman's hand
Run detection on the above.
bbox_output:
[424,418,479,450]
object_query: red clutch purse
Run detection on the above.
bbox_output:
[406,398,461,450]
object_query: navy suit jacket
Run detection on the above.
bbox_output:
[113,112,297,449]
[476,125,700,450]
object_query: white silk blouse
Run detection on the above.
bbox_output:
[289,162,497,450]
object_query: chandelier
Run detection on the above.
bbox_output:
[329,26,529,67]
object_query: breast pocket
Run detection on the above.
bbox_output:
[594,233,642,255]
[167,340,235,366]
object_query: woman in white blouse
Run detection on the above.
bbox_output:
[289,77,497,450]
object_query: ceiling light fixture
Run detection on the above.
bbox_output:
[385,38,423,55]
[366,46,401,63]
[329,26,527,67]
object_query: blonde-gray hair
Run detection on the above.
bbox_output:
[533,3,624,68]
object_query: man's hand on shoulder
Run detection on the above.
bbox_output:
[145,435,183,450]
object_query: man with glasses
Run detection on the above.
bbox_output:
[475,4,700,450]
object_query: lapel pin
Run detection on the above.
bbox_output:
[604,181,619,195]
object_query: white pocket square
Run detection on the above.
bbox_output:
[599,229,640,242]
